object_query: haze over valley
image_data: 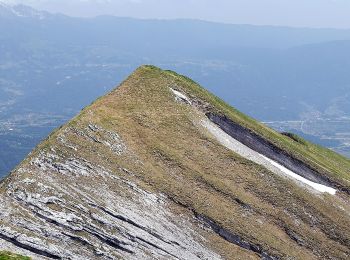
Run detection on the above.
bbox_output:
[1,3,350,178]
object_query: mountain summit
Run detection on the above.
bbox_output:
[0,66,349,259]
[0,3,48,19]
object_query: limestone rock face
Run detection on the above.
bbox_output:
[0,66,350,259]
[0,150,221,259]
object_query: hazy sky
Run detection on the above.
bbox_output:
[2,0,350,28]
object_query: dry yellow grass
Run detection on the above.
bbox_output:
[14,65,350,259]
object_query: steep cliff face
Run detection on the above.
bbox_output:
[0,66,350,259]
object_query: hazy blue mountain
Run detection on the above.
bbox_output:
[0,2,49,18]
[0,4,350,178]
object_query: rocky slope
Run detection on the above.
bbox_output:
[0,66,350,259]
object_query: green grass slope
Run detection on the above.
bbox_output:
[163,67,350,189]
[7,65,350,259]
[0,252,30,260]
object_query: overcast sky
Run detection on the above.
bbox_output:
[2,0,350,28]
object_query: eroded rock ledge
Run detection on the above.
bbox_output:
[0,125,224,260]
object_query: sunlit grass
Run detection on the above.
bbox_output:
[0,251,30,260]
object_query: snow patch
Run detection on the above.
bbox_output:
[170,88,191,104]
[202,119,337,195]
[261,156,336,195]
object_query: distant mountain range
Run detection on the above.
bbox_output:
[0,2,49,19]
[0,3,350,178]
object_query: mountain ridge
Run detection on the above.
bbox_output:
[0,66,349,259]
[0,2,49,19]
[1,3,350,180]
